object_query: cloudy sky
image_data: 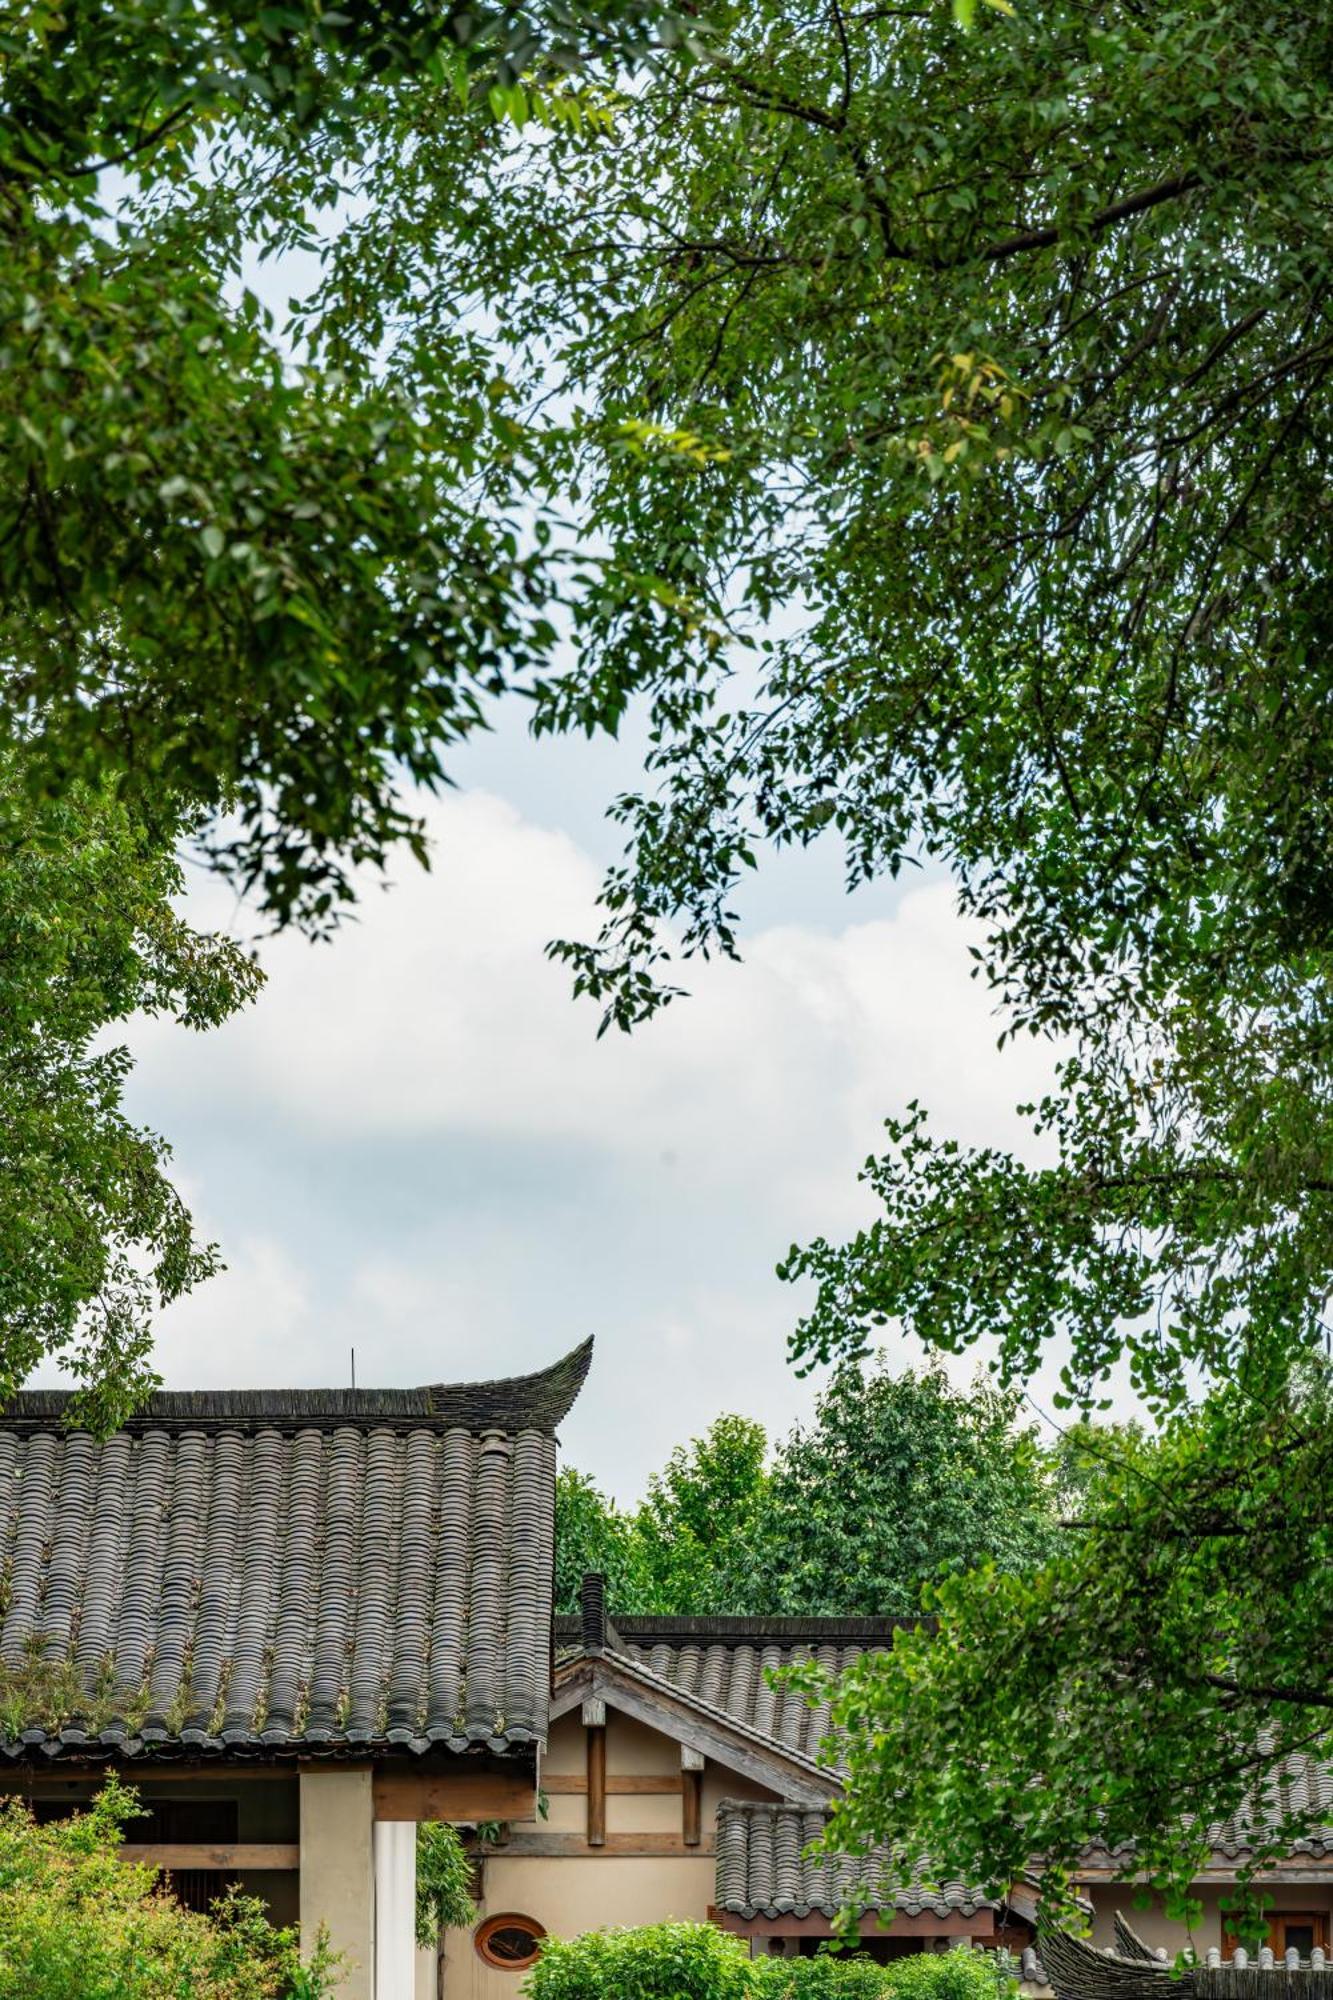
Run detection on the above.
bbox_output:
[112,693,1066,1503]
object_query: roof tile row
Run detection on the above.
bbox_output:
[715,1800,995,1921]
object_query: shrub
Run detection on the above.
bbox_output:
[524,1921,754,2000]
[0,1779,338,1998]
[883,1948,1017,2000]
[754,1946,1018,2000]
[752,1957,892,1999]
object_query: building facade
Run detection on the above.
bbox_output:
[442,1584,1332,1998]
[0,1349,1328,2000]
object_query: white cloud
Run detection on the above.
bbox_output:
[123,786,1062,1498]
[138,790,1047,1208]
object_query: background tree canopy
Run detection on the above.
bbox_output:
[555,1363,1062,1617]
[5,0,1332,1922]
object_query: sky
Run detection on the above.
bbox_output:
[116,700,1064,1504]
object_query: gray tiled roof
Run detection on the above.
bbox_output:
[604,1619,910,1768]
[1208,1754,1333,1858]
[0,1341,591,1764]
[1078,1754,1333,1869]
[2,1340,593,1437]
[716,1800,996,1920]
[559,1599,1333,1885]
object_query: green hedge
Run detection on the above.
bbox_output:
[756,1946,1019,2000]
[523,1921,753,2000]
[524,1922,1019,2000]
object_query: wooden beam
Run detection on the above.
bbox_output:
[586,1721,606,1848]
[542,1773,683,1796]
[501,1832,716,1858]
[372,1768,535,1823]
[709,1908,996,1940]
[682,1766,703,1848]
[121,1844,300,1870]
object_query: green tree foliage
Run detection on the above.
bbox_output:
[633,1414,771,1611]
[554,1468,652,1617]
[556,1367,1059,1616]
[0,1778,336,1998]
[751,1367,1059,1616]
[555,1418,769,1615]
[415,1823,475,1947]
[286,0,1333,1886]
[525,1925,1015,2000]
[813,1369,1333,1928]
[1,0,692,931]
[0,756,260,1425]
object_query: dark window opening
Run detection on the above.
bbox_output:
[28,1796,238,1842]
[159,1869,240,1915]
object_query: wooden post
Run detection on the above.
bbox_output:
[681,1747,704,1848]
[583,1698,607,1848]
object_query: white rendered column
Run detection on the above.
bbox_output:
[374,1820,417,2000]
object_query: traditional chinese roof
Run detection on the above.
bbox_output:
[1039,1917,1333,2000]
[0,1340,592,1765]
[559,1585,1333,1903]
[714,1800,1001,1922]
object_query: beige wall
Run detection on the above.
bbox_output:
[439,1704,783,2000]
[300,1768,375,2000]
[1086,1882,1333,1958]
[442,1854,719,2000]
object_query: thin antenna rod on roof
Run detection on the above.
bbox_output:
[351,1348,356,1393]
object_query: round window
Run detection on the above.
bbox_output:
[475,1914,546,1970]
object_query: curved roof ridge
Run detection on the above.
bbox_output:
[1,1336,594,1437]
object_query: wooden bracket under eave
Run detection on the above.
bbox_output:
[582,1697,607,1847]
[681,1745,704,1847]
